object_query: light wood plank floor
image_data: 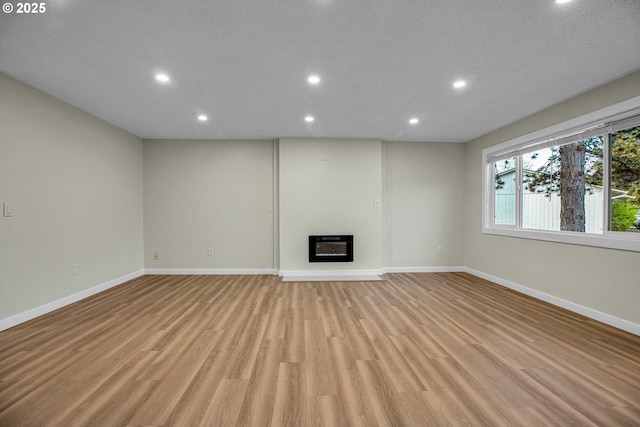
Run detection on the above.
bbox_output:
[1,272,639,426]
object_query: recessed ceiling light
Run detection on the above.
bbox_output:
[409,118,419,125]
[453,80,467,89]
[556,0,572,3]
[197,114,208,122]
[305,115,315,123]
[307,75,321,85]
[155,73,170,83]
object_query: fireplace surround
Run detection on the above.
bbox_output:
[308,235,353,262]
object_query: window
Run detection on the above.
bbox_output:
[610,124,640,233]
[483,97,640,252]
[493,157,516,225]
[519,136,604,234]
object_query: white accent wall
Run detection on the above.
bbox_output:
[0,73,143,322]
[278,138,383,272]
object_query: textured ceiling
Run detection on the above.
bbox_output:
[1,0,640,142]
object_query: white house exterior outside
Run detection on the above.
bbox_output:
[494,169,634,234]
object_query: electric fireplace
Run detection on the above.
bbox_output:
[309,235,353,262]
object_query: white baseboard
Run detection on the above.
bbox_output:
[5,267,636,337]
[0,270,145,332]
[144,268,278,275]
[464,267,640,337]
[279,269,384,278]
[383,266,466,274]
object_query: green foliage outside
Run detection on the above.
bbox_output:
[611,200,639,231]
[610,127,640,231]
[611,127,640,201]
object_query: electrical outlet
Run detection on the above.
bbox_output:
[153,252,159,260]
[207,248,214,257]
[436,246,444,255]
[72,264,79,276]
[3,203,13,217]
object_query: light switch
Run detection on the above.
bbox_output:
[3,203,13,217]
[373,200,381,209]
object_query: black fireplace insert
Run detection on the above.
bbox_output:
[309,235,353,262]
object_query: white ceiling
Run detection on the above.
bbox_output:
[1,0,639,142]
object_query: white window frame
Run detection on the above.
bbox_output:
[482,96,640,253]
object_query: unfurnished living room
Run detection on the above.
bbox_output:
[1,1,640,426]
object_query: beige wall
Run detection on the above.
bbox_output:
[143,139,275,270]
[0,73,143,321]
[464,70,640,325]
[279,138,383,272]
[385,141,465,268]
[144,137,467,273]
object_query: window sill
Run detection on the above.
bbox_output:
[482,226,640,253]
